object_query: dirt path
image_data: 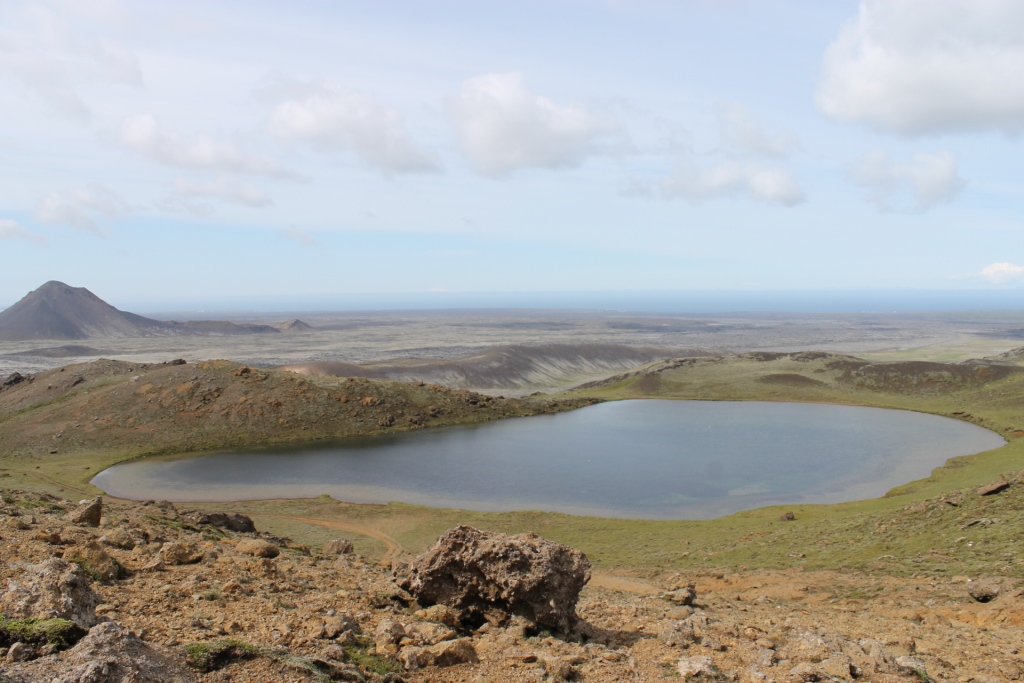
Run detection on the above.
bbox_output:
[587,573,661,595]
[9,469,95,499]
[265,514,661,594]
[270,515,405,567]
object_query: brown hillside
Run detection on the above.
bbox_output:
[0,359,596,459]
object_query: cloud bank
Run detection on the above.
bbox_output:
[267,81,437,173]
[980,262,1024,284]
[119,114,293,178]
[818,0,1024,135]
[661,163,806,207]
[450,72,615,176]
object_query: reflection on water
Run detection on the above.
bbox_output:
[92,400,1005,519]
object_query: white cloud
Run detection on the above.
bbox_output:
[719,104,798,158]
[980,262,1024,284]
[852,150,965,212]
[118,113,294,178]
[661,163,806,207]
[818,0,1024,135]
[0,3,140,120]
[36,186,125,233]
[449,72,616,176]
[0,219,47,246]
[265,79,437,173]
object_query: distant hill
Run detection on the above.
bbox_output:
[276,319,315,333]
[164,320,280,336]
[278,343,715,393]
[0,281,176,341]
[0,282,302,341]
[3,344,109,358]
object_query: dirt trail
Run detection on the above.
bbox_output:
[270,515,405,567]
[268,514,661,594]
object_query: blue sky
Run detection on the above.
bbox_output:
[2,0,1023,310]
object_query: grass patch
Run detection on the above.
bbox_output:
[183,638,357,682]
[0,617,86,649]
[183,639,261,672]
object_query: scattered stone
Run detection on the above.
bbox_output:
[67,497,103,527]
[895,655,928,677]
[678,655,715,677]
[397,525,591,633]
[967,578,1002,603]
[374,618,406,655]
[99,528,135,550]
[413,603,460,627]
[5,516,29,530]
[64,541,125,583]
[182,511,255,533]
[5,642,33,662]
[977,480,1010,496]
[323,538,354,555]
[234,539,279,558]
[159,542,200,566]
[661,584,697,605]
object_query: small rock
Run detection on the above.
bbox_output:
[779,511,796,521]
[159,542,199,566]
[678,655,715,677]
[895,655,928,677]
[967,578,1001,603]
[977,480,1010,496]
[427,638,478,667]
[819,654,853,679]
[235,538,279,558]
[542,655,574,679]
[5,516,29,530]
[67,497,103,527]
[414,604,460,627]
[323,538,354,555]
[661,584,697,605]
[5,642,33,662]
[374,618,406,655]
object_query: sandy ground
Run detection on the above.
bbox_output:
[3,309,1024,382]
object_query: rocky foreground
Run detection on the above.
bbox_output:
[1,492,1023,682]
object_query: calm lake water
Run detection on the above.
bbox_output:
[92,400,1005,519]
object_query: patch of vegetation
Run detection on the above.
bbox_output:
[183,639,261,672]
[183,638,351,682]
[0,617,86,649]
[343,642,404,676]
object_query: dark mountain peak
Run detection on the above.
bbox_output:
[0,282,174,341]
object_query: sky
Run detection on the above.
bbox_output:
[1,0,1024,311]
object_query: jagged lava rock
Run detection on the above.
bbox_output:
[397,525,591,633]
[0,557,100,628]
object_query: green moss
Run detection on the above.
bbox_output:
[342,644,404,675]
[0,617,86,648]
[183,639,262,672]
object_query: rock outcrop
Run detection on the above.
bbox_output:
[397,525,592,633]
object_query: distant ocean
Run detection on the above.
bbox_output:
[134,290,1024,317]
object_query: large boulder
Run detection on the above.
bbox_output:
[0,558,100,628]
[397,525,591,633]
[3,622,197,683]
